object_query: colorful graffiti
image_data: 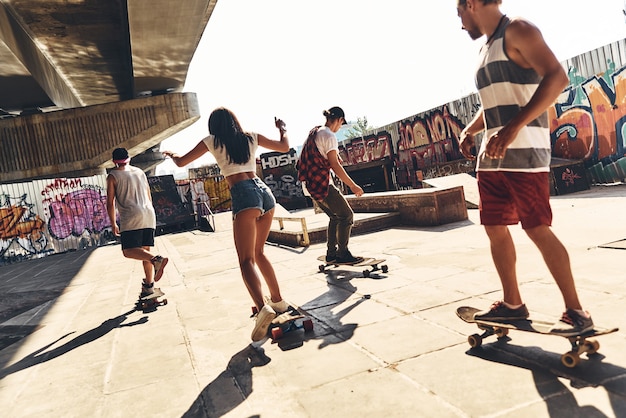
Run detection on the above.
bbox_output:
[42,178,111,240]
[394,106,466,188]
[0,193,48,259]
[551,63,626,163]
[339,132,392,165]
[260,148,307,210]
[340,58,625,188]
[397,105,464,166]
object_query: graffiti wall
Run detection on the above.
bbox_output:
[0,175,114,264]
[551,43,626,183]
[260,148,307,210]
[338,132,392,165]
[148,175,195,233]
[339,39,626,188]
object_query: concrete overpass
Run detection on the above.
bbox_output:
[0,0,218,183]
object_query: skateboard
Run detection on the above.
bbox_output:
[135,287,168,312]
[252,304,314,340]
[317,255,388,277]
[456,306,619,368]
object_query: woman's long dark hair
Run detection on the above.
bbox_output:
[208,107,253,164]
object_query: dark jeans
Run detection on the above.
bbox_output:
[315,184,354,257]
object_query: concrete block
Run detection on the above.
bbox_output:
[345,186,468,226]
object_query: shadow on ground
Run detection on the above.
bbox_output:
[0,310,148,379]
[0,248,100,369]
[466,341,626,417]
[182,345,271,418]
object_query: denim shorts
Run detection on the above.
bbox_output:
[230,178,276,218]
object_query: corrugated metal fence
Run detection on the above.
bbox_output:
[0,174,114,265]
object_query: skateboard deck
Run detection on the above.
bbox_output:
[317,255,388,277]
[135,287,168,312]
[456,306,619,368]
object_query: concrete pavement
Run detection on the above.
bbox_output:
[0,184,625,417]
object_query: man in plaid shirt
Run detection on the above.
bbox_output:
[298,106,364,263]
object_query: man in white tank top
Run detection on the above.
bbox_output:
[106,148,168,301]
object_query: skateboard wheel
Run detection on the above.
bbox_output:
[382,265,388,273]
[162,299,168,305]
[495,328,509,338]
[363,270,370,278]
[318,265,325,272]
[585,339,600,355]
[251,306,259,315]
[561,351,580,368]
[303,318,314,332]
[271,327,283,340]
[468,333,482,348]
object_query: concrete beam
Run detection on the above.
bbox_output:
[0,92,200,183]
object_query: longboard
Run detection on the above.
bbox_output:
[456,306,619,368]
[317,255,388,277]
[135,287,168,312]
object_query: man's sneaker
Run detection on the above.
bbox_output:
[325,253,337,263]
[251,305,276,341]
[264,296,290,313]
[335,251,364,264]
[151,255,168,282]
[473,301,529,321]
[140,281,154,298]
[549,309,594,336]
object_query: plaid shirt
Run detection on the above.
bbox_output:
[297,126,331,201]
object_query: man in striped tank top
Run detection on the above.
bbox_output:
[456,0,593,336]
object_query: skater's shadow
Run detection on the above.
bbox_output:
[181,344,271,418]
[300,272,373,350]
[0,310,147,379]
[466,342,626,415]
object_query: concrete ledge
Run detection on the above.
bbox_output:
[345,186,468,226]
[423,173,479,209]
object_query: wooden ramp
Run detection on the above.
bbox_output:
[423,173,479,209]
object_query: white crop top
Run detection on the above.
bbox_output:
[201,132,259,177]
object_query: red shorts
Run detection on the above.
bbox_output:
[477,171,552,229]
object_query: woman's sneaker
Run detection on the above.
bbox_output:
[549,309,594,336]
[151,255,168,282]
[264,296,290,313]
[251,305,276,341]
[473,301,529,321]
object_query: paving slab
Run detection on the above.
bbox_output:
[1,184,626,417]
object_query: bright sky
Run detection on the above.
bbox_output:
[158,0,626,173]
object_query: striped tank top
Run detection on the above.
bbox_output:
[475,15,550,172]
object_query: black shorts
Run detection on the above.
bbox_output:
[120,228,155,250]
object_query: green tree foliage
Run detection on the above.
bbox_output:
[344,116,371,140]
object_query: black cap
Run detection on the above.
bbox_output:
[112,147,130,163]
[327,106,347,125]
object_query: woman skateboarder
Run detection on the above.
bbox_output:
[163,107,291,341]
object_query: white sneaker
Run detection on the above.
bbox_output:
[152,256,168,282]
[264,296,290,313]
[251,305,276,341]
